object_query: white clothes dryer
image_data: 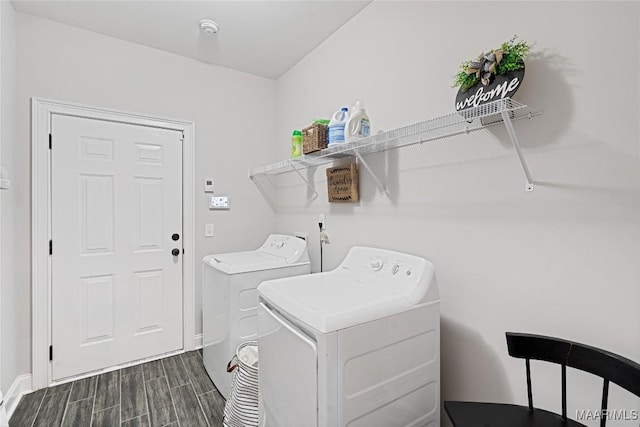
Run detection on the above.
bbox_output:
[257,246,440,427]
[202,234,310,399]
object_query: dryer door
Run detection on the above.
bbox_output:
[258,302,318,427]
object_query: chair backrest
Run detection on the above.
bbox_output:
[505,332,640,427]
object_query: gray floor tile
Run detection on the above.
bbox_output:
[121,364,143,377]
[10,352,215,427]
[198,390,225,426]
[69,376,98,403]
[171,384,208,427]
[61,397,93,427]
[121,371,147,421]
[9,388,46,427]
[142,360,165,382]
[122,414,150,427]
[183,353,215,395]
[45,382,72,397]
[145,377,177,427]
[162,355,190,389]
[33,391,70,427]
[91,405,120,427]
[94,370,120,412]
[181,350,201,360]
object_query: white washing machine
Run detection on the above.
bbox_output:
[202,234,310,399]
[257,246,440,427]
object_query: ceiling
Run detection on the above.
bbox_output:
[11,0,371,79]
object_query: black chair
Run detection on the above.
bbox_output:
[444,332,640,427]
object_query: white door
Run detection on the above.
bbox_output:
[51,114,183,380]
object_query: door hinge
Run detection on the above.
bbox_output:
[49,240,52,255]
[49,133,52,150]
[49,345,53,361]
[180,132,185,142]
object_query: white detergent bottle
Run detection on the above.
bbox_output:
[328,107,349,147]
[345,101,370,143]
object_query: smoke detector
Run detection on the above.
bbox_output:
[200,19,219,36]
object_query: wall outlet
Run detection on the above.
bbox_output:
[295,231,308,241]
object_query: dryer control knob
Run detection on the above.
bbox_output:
[369,259,384,271]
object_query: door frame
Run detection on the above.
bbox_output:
[31,97,196,390]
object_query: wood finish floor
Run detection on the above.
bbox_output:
[9,350,226,427]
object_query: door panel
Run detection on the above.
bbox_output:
[134,269,164,334]
[79,274,114,345]
[51,114,183,380]
[80,174,114,254]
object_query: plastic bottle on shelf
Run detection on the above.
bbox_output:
[345,101,370,143]
[327,107,349,147]
[291,130,302,158]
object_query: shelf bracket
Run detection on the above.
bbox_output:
[287,159,319,200]
[249,174,278,210]
[500,105,534,192]
[353,150,388,196]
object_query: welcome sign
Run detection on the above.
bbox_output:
[455,68,525,112]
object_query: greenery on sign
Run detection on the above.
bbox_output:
[453,36,530,92]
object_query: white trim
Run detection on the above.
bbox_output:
[194,333,203,349]
[3,374,32,420]
[31,97,196,390]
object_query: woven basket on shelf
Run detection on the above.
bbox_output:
[302,123,328,154]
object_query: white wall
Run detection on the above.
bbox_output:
[7,3,640,422]
[1,0,18,395]
[274,1,639,425]
[13,12,277,380]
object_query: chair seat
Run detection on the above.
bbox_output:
[444,401,588,427]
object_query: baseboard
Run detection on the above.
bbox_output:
[194,333,203,349]
[3,374,32,420]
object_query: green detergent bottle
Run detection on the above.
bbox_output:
[291,130,303,158]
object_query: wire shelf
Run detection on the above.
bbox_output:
[248,98,540,178]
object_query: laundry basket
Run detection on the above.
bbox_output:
[223,341,260,427]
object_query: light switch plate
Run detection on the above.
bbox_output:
[209,195,230,210]
[205,223,214,237]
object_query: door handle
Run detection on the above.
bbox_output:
[172,248,180,256]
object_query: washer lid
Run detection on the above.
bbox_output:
[203,251,289,274]
[257,246,439,333]
[258,273,415,333]
[202,234,310,274]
